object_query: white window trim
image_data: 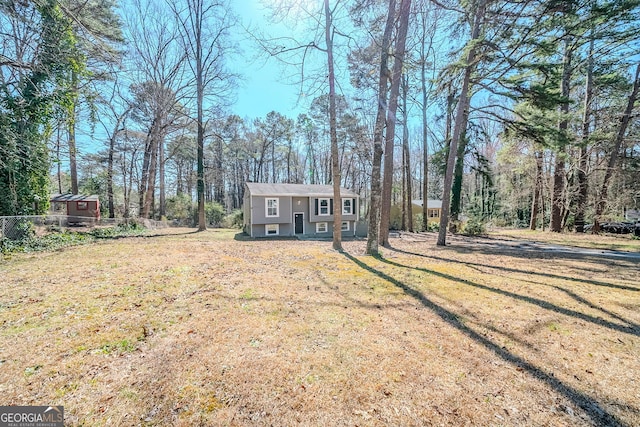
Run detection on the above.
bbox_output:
[341,221,350,231]
[318,198,330,216]
[265,224,279,236]
[266,198,279,217]
[342,198,352,215]
[316,222,328,233]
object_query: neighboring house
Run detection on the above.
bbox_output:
[390,199,442,229]
[625,209,640,221]
[50,194,101,221]
[243,182,360,238]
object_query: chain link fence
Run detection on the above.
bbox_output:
[0,215,168,240]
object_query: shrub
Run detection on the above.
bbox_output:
[205,202,225,226]
[460,217,486,236]
[413,214,424,232]
[165,194,194,224]
[222,209,243,228]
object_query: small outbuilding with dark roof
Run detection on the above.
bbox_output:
[50,194,101,221]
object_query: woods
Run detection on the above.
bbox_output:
[1,0,639,239]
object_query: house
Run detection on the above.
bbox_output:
[243,182,360,237]
[50,194,101,221]
[625,209,640,221]
[390,199,442,229]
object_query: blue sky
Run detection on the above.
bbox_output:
[232,0,307,120]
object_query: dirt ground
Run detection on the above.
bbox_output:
[1,229,638,426]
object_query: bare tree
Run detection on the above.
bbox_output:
[366,0,396,256]
[323,0,343,251]
[379,0,412,247]
[95,78,132,218]
[126,0,189,219]
[170,0,237,231]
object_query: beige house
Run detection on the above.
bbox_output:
[390,199,442,229]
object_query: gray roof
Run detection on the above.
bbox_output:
[246,182,359,198]
[51,194,99,202]
[412,199,443,209]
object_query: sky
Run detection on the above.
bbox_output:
[231,0,308,120]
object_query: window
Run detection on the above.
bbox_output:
[341,221,350,231]
[266,198,279,217]
[265,224,279,235]
[342,199,352,215]
[316,222,328,233]
[77,201,88,210]
[319,198,330,215]
[429,209,439,218]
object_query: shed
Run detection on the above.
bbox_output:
[50,194,101,221]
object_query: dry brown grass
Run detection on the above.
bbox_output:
[1,228,639,426]
[488,228,640,253]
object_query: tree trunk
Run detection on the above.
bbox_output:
[56,126,62,193]
[324,0,343,251]
[159,136,166,219]
[575,33,595,233]
[419,8,433,232]
[530,149,543,230]
[421,59,429,232]
[68,70,79,195]
[107,111,128,219]
[402,73,413,232]
[142,134,159,219]
[593,62,640,232]
[450,120,469,231]
[139,121,155,216]
[195,0,207,231]
[437,0,485,246]
[550,38,573,232]
[366,0,396,256]
[380,0,411,248]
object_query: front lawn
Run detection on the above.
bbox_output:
[1,229,638,426]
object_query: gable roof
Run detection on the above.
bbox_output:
[246,182,359,198]
[51,194,99,202]
[411,199,443,209]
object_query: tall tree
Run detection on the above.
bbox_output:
[60,0,124,195]
[379,0,412,247]
[324,0,343,251]
[438,0,486,246]
[366,0,396,256]
[127,0,188,219]
[0,0,77,215]
[171,0,237,231]
[549,36,574,232]
[593,62,640,231]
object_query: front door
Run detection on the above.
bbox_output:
[294,213,304,234]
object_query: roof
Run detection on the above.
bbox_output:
[246,182,359,198]
[411,199,443,209]
[50,194,99,202]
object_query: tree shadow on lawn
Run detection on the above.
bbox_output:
[445,236,640,267]
[459,260,639,331]
[391,247,639,293]
[377,255,640,338]
[342,252,631,427]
